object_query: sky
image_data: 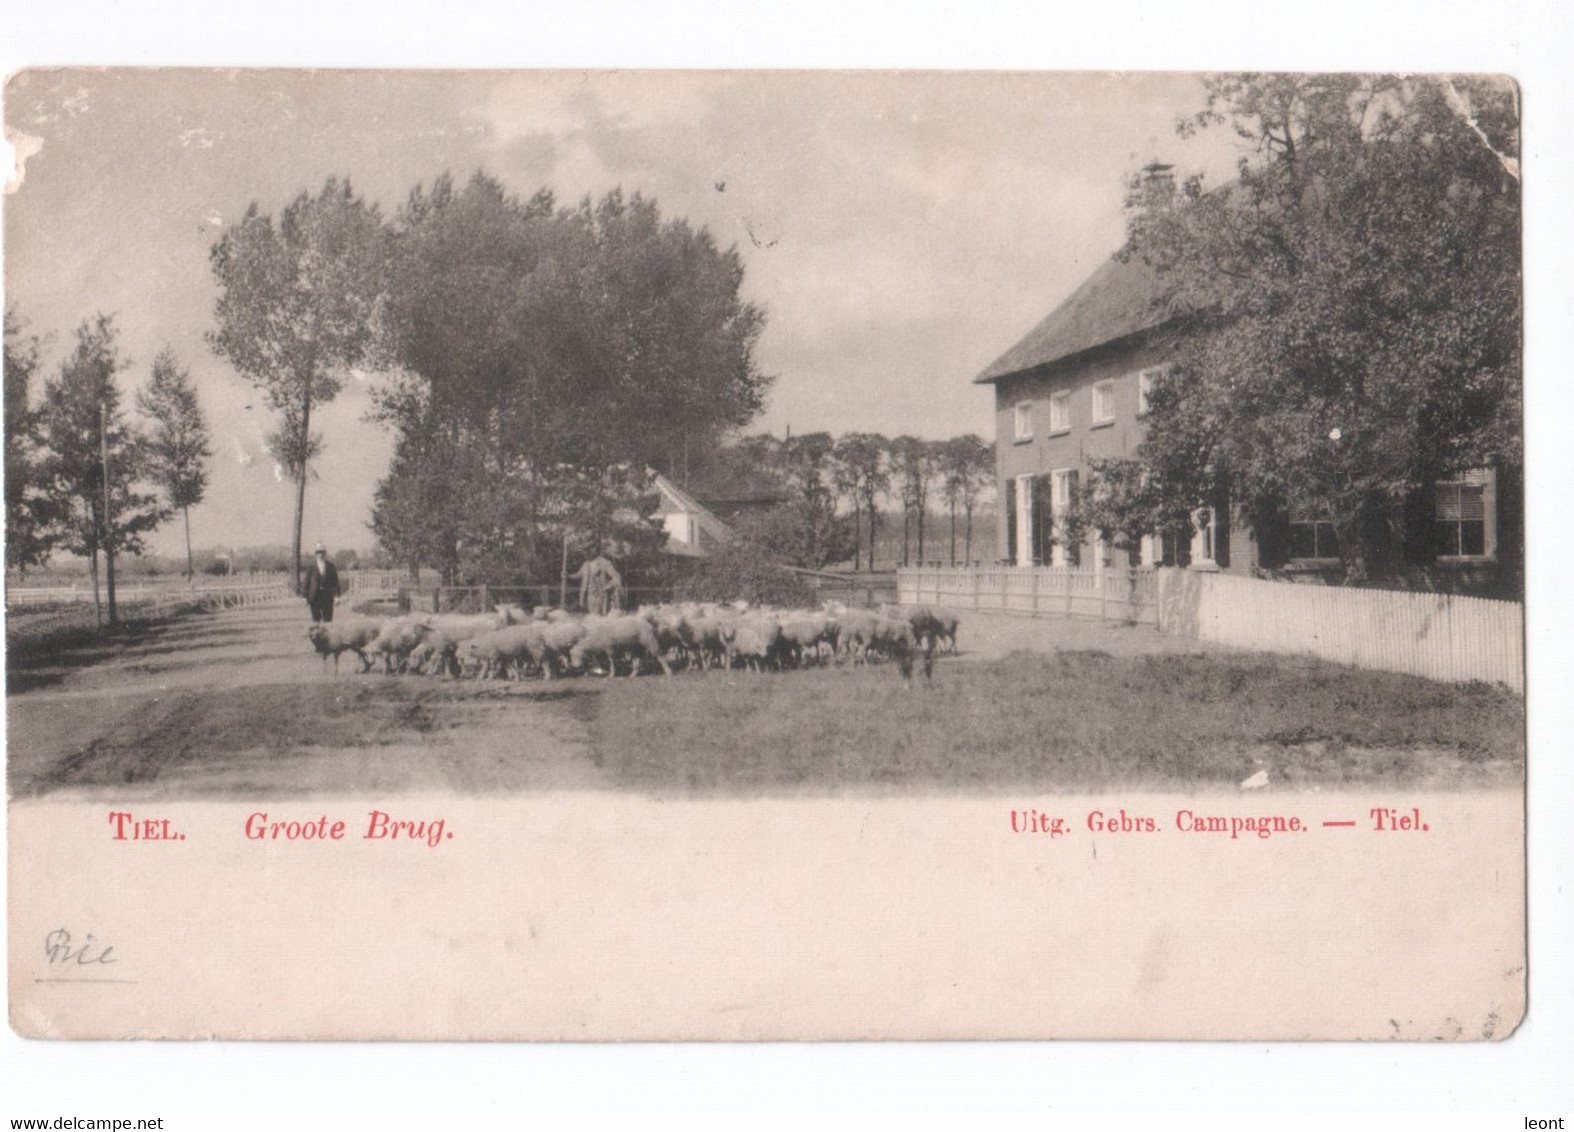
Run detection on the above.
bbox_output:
[4,69,1248,557]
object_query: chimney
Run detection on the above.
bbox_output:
[1138,160,1176,208]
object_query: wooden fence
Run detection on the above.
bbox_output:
[403,584,677,615]
[6,578,297,615]
[897,565,1524,692]
[897,566,1158,625]
[1152,569,1524,693]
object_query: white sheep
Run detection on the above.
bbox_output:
[366,615,433,674]
[305,621,384,674]
[568,614,672,678]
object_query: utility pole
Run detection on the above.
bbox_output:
[559,530,570,610]
[100,400,118,626]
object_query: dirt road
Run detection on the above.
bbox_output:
[5,601,609,801]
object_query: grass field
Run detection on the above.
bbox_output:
[584,650,1524,794]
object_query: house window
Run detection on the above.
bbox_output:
[1012,402,1033,442]
[1288,502,1340,561]
[1092,380,1115,425]
[1156,529,1190,567]
[1137,367,1159,415]
[1434,473,1492,559]
[1048,391,1071,432]
[1190,506,1216,566]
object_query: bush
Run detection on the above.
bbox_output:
[674,540,815,607]
[733,500,855,569]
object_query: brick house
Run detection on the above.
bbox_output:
[974,252,1517,594]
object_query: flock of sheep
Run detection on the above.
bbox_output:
[304,600,961,684]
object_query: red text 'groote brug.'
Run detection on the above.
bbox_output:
[1009,807,1431,841]
[243,811,452,847]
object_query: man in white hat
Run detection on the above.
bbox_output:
[303,542,341,623]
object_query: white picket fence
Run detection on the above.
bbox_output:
[1151,569,1523,693]
[6,578,297,615]
[898,566,1158,625]
[897,565,1524,693]
[7,569,434,616]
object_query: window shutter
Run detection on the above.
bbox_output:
[1004,477,1017,562]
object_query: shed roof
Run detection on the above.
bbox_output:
[973,253,1177,384]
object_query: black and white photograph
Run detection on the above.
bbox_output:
[3,68,1531,1044]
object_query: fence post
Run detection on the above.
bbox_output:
[481,584,490,613]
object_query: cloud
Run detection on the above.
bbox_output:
[178,126,218,149]
[459,72,1245,441]
[61,87,91,118]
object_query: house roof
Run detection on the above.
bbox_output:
[973,253,1177,384]
[693,488,790,508]
[652,473,710,518]
[651,472,733,557]
[679,459,788,509]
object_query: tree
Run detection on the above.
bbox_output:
[4,306,58,573]
[35,316,168,623]
[137,348,212,580]
[780,431,837,509]
[750,431,854,568]
[889,436,940,565]
[370,173,770,582]
[833,432,890,571]
[1125,74,1520,584]
[367,378,466,582]
[1060,456,1193,566]
[535,463,669,594]
[208,177,387,594]
[732,498,855,571]
[674,535,815,608]
[938,434,993,565]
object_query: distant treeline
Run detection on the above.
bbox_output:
[672,430,996,593]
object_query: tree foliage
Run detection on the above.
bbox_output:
[4,306,58,572]
[672,536,816,607]
[1061,456,1195,565]
[137,348,212,578]
[208,177,387,589]
[937,434,994,564]
[889,435,943,564]
[369,173,769,582]
[1126,74,1521,583]
[832,431,892,571]
[34,316,168,587]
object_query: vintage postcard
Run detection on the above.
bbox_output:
[4,69,1524,1040]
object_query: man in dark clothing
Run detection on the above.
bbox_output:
[303,542,341,623]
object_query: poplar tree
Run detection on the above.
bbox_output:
[137,348,212,580]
